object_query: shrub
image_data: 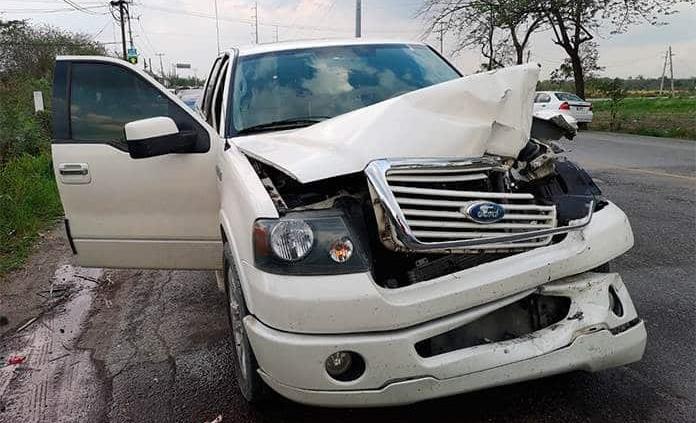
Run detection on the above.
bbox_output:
[0,153,63,274]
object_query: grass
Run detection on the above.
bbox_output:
[591,97,696,140]
[0,153,63,275]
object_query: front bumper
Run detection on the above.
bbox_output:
[241,202,634,334]
[245,272,646,407]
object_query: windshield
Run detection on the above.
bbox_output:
[230,44,460,134]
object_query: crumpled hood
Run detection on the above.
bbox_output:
[235,63,540,183]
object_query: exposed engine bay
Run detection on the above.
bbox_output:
[237,63,610,289]
[248,117,606,289]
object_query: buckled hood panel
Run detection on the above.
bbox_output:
[235,63,540,183]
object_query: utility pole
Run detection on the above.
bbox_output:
[156,53,165,78]
[659,46,675,96]
[355,0,362,38]
[437,22,445,54]
[487,8,494,70]
[125,3,134,50]
[668,45,674,97]
[110,0,127,60]
[253,1,259,44]
[214,0,221,54]
[659,47,668,95]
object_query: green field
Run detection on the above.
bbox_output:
[591,97,696,140]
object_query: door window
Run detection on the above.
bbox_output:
[67,62,210,152]
[70,63,168,141]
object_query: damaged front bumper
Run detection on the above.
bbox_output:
[246,271,646,407]
[241,201,634,334]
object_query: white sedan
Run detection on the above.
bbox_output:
[534,91,593,127]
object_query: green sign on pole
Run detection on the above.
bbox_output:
[127,47,138,65]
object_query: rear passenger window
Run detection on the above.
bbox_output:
[202,57,223,123]
[211,61,229,131]
[70,63,168,141]
[535,93,551,103]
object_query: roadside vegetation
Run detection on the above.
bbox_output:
[0,20,104,276]
[591,97,696,140]
[539,77,696,140]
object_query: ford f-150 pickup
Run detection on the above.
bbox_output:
[51,39,646,407]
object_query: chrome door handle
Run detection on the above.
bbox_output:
[58,163,91,184]
[59,166,88,176]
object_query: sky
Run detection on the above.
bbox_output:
[2,0,695,80]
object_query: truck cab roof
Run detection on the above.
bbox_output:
[229,38,429,57]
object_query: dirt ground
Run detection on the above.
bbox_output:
[0,225,73,338]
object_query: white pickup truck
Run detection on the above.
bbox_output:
[51,39,646,407]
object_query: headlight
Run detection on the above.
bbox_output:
[253,211,370,275]
[270,219,314,261]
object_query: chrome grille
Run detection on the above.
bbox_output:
[365,158,589,254]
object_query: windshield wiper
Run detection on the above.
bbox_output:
[237,117,330,134]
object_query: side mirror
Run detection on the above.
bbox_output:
[125,116,197,159]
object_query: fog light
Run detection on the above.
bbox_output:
[325,351,365,382]
[329,237,354,263]
[326,351,352,376]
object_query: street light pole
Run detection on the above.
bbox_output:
[156,53,165,78]
[253,1,259,44]
[214,0,221,54]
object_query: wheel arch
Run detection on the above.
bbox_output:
[219,210,257,315]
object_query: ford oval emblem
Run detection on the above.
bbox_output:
[462,201,505,224]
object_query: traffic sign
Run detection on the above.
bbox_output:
[127,47,138,65]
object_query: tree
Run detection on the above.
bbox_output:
[0,20,106,82]
[595,78,626,130]
[419,0,544,66]
[550,41,604,88]
[539,0,685,98]
[0,20,106,163]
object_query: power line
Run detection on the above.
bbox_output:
[137,3,350,34]
[311,0,336,37]
[1,5,106,14]
[91,19,111,40]
[60,0,104,15]
[136,18,157,57]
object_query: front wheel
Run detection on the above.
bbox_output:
[223,245,268,403]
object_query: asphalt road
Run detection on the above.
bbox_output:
[1,131,694,422]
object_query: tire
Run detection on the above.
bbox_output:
[223,244,269,403]
[577,122,589,130]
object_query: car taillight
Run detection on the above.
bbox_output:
[559,102,570,110]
